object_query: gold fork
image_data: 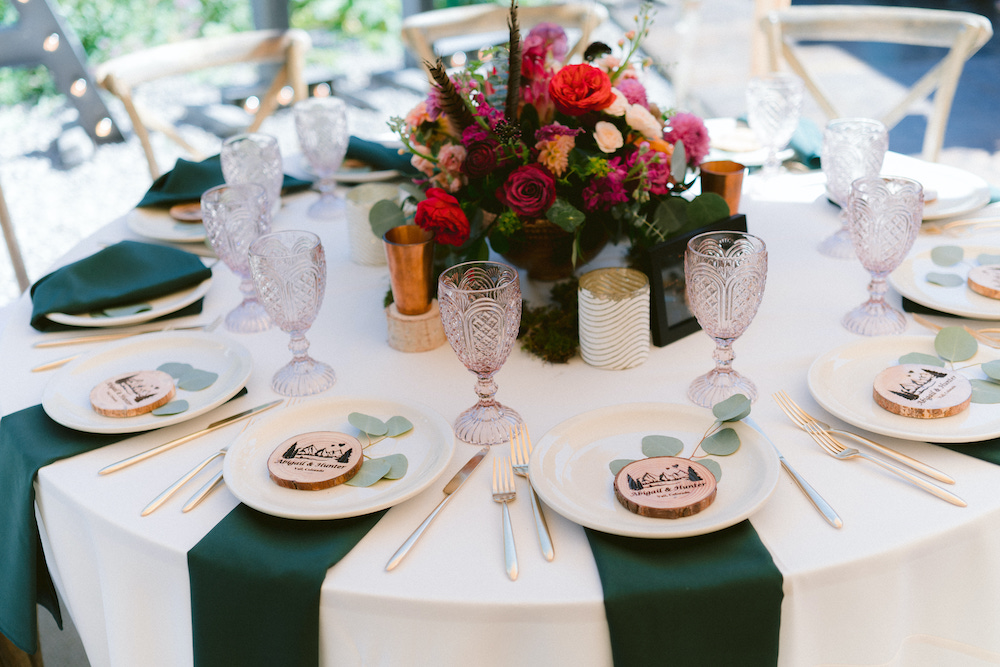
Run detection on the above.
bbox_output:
[772,391,955,484]
[774,399,966,506]
[510,425,554,561]
[492,456,518,581]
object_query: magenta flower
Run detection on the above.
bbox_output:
[664,112,711,166]
[615,78,648,108]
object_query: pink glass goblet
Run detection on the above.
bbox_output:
[843,176,923,336]
[819,118,889,258]
[221,133,284,217]
[685,231,768,407]
[438,261,523,446]
[200,183,272,333]
[746,73,804,181]
[294,97,349,219]
[248,230,335,396]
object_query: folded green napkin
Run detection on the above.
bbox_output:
[937,438,1000,465]
[29,241,213,332]
[790,117,823,170]
[347,136,417,175]
[188,505,387,667]
[585,520,783,665]
[136,154,312,208]
[0,405,135,653]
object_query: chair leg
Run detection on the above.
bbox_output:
[0,630,43,667]
[0,177,30,293]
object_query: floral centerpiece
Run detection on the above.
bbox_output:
[374,1,729,280]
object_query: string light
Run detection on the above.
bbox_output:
[95,117,112,138]
[312,83,331,98]
[277,85,294,106]
[69,78,87,97]
[450,51,467,68]
[243,96,260,113]
[42,33,59,52]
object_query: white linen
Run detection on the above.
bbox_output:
[7,161,1000,666]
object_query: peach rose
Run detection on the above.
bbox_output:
[594,121,624,154]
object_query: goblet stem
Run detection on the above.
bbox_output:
[760,148,782,180]
[842,271,906,335]
[712,338,735,374]
[818,210,856,259]
[308,176,344,219]
[270,329,336,396]
[223,276,271,333]
[452,372,523,447]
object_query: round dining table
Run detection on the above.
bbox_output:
[5,153,1000,667]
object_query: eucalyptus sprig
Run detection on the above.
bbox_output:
[344,412,414,487]
[900,327,1000,403]
[924,244,1000,287]
[150,362,219,416]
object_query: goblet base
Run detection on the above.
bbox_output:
[307,193,345,219]
[224,299,272,333]
[818,227,855,259]
[842,301,906,336]
[270,356,336,397]
[453,401,523,447]
[687,369,758,408]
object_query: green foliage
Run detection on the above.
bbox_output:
[349,412,389,437]
[925,272,965,287]
[345,457,393,487]
[979,254,1000,265]
[930,245,964,267]
[518,278,579,363]
[157,362,218,391]
[95,303,152,317]
[152,399,190,416]
[641,435,684,458]
[702,428,740,456]
[934,326,978,362]
[711,393,752,423]
[971,379,1000,403]
[898,352,944,367]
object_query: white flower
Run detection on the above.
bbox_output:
[605,88,628,117]
[625,103,662,140]
[594,121,624,153]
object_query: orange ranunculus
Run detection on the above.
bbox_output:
[548,64,615,117]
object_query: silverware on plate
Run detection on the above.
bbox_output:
[386,446,489,571]
[510,425,554,561]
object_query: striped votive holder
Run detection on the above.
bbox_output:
[578,268,651,370]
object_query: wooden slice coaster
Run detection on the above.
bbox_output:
[267,431,364,490]
[614,456,717,519]
[873,364,972,419]
[169,202,203,222]
[90,369,176,417]
[968,265,1000,300]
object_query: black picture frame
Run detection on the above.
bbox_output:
[643,214,748,347]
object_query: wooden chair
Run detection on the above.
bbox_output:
[401,1,609,74]
[0,177,30,293]
[94,29,311,179]
[761,5,992,162]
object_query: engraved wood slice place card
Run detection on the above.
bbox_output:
[873,364,972,419]
[614,456,717,519]
[90,370,176,417]
[169,202,203,222]
[968,265,1000,300]
[267,431,364,490]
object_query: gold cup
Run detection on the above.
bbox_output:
[700,160,746,215]
[384,225,435,316]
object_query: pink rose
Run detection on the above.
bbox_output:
[496,163,557,218]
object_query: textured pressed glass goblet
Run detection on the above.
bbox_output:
[746,73,804,180]
[221,133,284,216]
[819,118,889,258]
[200,183,272,333]
[685,231,768,407]
[438,261,523,446]
[843,176,923,336]
[294,97,350,219]
[248,231,335,396]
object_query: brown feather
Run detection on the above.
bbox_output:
[426,59,475,131]
[505,0,522,123]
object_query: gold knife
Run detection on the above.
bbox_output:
[386,446,489,571]
[99,399,282,475]
[33,322,214,348]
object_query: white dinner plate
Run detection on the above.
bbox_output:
[126,207,207,243]
[704,118,794,167]
[881,152,991,221]
[808,335,1000,443]
[223,395,455,520]
[45,277,212,328]
[889,245,1000,320]
[528,403,780,538]
[288,153,400,184]
[42,331,253,434]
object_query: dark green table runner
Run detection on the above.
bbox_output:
[585,520,783,666]
[188,505,386,667]
[0,405,135,653]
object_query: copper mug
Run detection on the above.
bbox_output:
[700,160,746,215]
[383,225,435,315]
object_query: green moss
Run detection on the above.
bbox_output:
[518,278,579,363]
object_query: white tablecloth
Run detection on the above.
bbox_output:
[7,158,1000,667]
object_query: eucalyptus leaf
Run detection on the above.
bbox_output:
[176,369,218,391]
[349,412,388,437]
[100,303,152,317]
[925,272,965,287]
[930,245,964,267]
[344,457,393,487]
[670,139,687,185]
[641,435,684,458]
[609,458,636,475]
[158,362,194,379]
[899,352,945,366]
[385,416,414,437]
[152,400,189,416]
[983,360,1000,381]
[970,379,1000,404]
[712,393,752,423]
[934,326,978,362]
[699,458,722,483]
[380,453,409,479]
[701,427,741,456]
[978,253,1000,266]
[368,199,406,239]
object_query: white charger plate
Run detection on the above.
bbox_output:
[126,207,207,243]
[46,277,212,328]
[223,395,455,520]
[808,335,1000,443]
[889,245,1000,320]
[704,118,795,167]
[42,331,253,434]
[881,152,991,221]
[528,403,779,538]
[288,153,400,184]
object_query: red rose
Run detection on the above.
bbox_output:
[463,140,499,179]
[415,188,470,247]
[496,163,557,218]
[548,64,614,117]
